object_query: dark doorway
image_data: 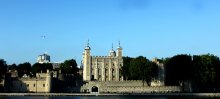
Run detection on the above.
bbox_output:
[91,86,98,92]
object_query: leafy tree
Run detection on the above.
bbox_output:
[122,56,132,80]
[31,63,53,76]
[192,54,220,88]
[60,59,78,74]
[17,62,31,77]
[165,54,192,86]
[123,56,158,85]
[8,64,17,70]
[0,59,7,82]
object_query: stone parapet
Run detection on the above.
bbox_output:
[81,81,181,93]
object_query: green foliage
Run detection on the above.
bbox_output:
[122,56,132,80]
[0,60,7,82]
[8,64,17,70]
[192,54,220,87]
[60,59,78,74]
[165,54,192,85]
[31,63,53,76]
[122,56,158,85]
[17,62,31,77]
[164,54,220,92]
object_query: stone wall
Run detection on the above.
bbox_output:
[101,86,181,93]
[81,81,181,93]
[5,78,49,93]
[4,70,53,93]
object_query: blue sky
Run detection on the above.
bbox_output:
[0,0,220,65]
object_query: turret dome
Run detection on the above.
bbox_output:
[109,44,116,57]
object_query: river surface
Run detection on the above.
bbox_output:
[0,96,219,99]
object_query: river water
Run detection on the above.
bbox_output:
[0,96,219,99]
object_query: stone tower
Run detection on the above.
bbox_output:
[82,41,123,82]
[116,41,123,81]
[83,40,91,81]
[109,44,116,57]
[45,70,52,93]
[152,58,165,86]
[117,41,122,58]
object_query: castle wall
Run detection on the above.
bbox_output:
[4,71,53,93]
[81,81,181,93]
[6,78,48,93]
[101,86,181,93]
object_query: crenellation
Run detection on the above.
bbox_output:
[83,42,123,82]
[4,70,53,93]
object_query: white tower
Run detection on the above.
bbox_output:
[83,40,91,81]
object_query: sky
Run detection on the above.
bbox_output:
[0,0,220,65]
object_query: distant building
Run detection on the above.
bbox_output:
[37,53,50,64]
[52,62,61,69]
[82,41,123,82]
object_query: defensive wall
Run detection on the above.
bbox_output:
[3,70,52,93]
[80,80,181,93]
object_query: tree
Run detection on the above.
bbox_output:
[17,62,31,77]
[165,54,192,86]
[122,56,133,80]
[60,59,78,74]
[8,64,17,70]
[123,56,158,85]
[0,59,7,82]
[192,54,220,88]
[31,63,53,76]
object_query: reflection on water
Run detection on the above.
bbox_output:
[0,96,219,99]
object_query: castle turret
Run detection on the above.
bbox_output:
[109,44,116,57]
[117,41,123,81]
[83,40,92,81]
[45,70,52,92]
[152,58,165,86]
[117,41,122,58]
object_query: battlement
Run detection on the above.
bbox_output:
[92,56,118,58]
[83,42,123,82]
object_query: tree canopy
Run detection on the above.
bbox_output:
[31,63,53,76]
[0,60,7,82]
[60,59,78,74]
[165,54,192,85]
[17,62,31,77]
[122,56,158,85]
[164,54,220,92]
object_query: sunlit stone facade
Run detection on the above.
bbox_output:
[82,42,123,82]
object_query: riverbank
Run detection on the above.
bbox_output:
[0,93,220,97]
